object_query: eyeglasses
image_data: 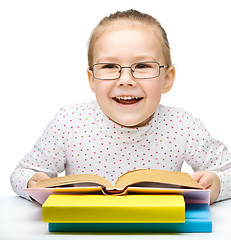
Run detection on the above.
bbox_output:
[89,62,169,80]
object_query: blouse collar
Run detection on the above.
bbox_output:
[93,101,159,144]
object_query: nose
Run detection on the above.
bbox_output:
[116,67,137,87]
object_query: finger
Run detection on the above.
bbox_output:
[198,174,212,189]
[28,172,51,188]
[191,171,204,182]
[33,172,51,182]
[28,180,37,188]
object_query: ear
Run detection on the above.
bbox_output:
[87,68,96,93]
[162,65,175,93]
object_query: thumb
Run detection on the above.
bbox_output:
[191,171,204,182]
[191,171,211,189]
[27,172,51,188]
[33,172,51,182]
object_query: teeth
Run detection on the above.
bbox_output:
[115,96,140,100]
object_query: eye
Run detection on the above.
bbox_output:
[101,64,119,69]
[134,63,151,69]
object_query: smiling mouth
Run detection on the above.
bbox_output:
[113,96,143,105]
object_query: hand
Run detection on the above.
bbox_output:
[27,172,51,188]
[191,171,221,204]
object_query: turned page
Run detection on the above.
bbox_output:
[30,169,203,190]
[31,174,114,189]
[114,169,204,189]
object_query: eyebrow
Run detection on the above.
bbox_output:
[96,56,158,63]
[96,57,118,63]
[133,56,158,62]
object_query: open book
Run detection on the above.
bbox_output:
[23,169,210,204]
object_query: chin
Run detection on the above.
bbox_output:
[113,117,149,128]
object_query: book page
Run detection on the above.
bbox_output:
[126,187,210,204]
[114,169,204,189]
[31,174,113,189]
[23,186,104,204]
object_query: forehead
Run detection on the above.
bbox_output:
[93,21,164,63]
[99,19,160,36]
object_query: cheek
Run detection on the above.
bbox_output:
[94,81,113,102]
[145,79,162,99]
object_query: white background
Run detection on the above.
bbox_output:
[1,0,231,196]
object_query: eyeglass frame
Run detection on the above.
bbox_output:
[89,61,170,80]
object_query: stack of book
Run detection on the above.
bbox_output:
[24,169,212,233]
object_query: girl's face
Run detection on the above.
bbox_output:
[88,24,175,127]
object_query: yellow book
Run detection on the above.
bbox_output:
[42,194,185,223]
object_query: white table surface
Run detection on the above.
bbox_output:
[0,196,231,240]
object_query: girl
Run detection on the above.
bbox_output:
[11,9,231,204]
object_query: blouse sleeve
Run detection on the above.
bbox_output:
[182,111,231,202]
[10,108,67,200]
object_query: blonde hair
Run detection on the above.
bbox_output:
[88,9,172,67]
